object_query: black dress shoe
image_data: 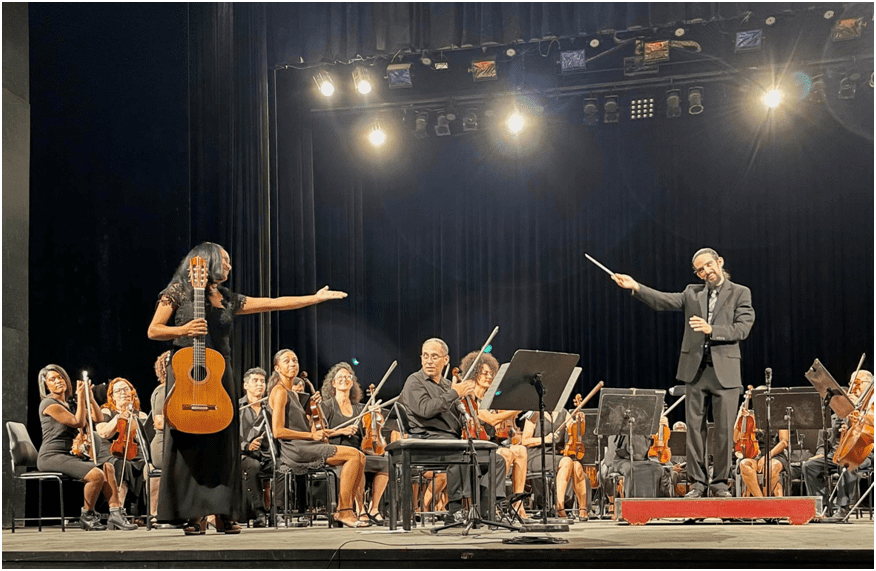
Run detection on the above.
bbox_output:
[711,490,732,498]
[253,511,268,528]
[684,488,704,499]
[80,509,107,531]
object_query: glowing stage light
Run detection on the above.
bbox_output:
[762,89,783,108]
[369,124,387,146]
[507,112,524,134]
[313,72,335,97]
[353,67,373,95]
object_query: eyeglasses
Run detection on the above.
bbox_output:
[112,387,132,395]
[335,374,353,381]
[421,353,447,362]
[478,370,495,379]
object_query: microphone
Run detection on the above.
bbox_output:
[765,368,773,387]
[669,385,686,397]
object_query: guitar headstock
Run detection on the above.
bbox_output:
[189,256,208,290]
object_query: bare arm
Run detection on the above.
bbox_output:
[147,297,207,341]
[236,286,348,316]
[521,416,553,447]
[478,409,518,427]
[269,386,316,441]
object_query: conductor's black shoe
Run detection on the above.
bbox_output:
[711,489,732,498]
[684,488,704,499]
[826,507,851,522]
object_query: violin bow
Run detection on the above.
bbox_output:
[333,361,398,430]
[663,394,686,416]
[82,372,99,466]
[459,326,499,383]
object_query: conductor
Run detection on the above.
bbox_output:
[611,248,755,498]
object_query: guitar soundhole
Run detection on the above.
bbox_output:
[189,364,208,383]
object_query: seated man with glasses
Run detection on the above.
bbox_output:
[399,338,506,524]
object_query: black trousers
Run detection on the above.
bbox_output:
[446,450,506,506]
[685,363,740,493]
[241,454,272,516]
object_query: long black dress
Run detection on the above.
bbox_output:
[157,282,245,521]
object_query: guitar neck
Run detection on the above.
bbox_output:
[193,286,206,355]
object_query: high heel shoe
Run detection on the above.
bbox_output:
[107,508,138,531]
[332,508,369,528]
[214,514,241,534]
[366,511,385,526]
[183,517,206,536]
[80,509,107,531]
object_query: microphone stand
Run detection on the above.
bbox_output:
[764,368,772,497]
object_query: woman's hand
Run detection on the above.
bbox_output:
[314,286,348,302]
[181,318,208,338]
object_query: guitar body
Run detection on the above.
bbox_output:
[164,343,234,434]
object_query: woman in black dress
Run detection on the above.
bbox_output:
[147,242,346,534]
[36,364,137,531]
[268,349,368,528]
[320,362,390,525]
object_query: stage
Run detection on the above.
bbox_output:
[3,517,872,568]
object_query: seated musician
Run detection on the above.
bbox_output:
[96,377,149,524]
[268,348,368,528]
[521,407,590,520]
[803,370,874,522]
[669,421,688,496]
[460,350,530,520]
[320,362,390,525]
[239,367,272,528]
[601,431,671,502]
[737,397,790,497]
[36,365,137,531]
[148,351,171,526]
[399,338,506,524]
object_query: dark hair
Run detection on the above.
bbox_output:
[321,362,364,404]
[154,350,172,385]
[243,367,268,385]
[691,247,731,281]
[165,242,227,294]
[267,349,297,394]
[459,351,500,380]
[38,364,72,400]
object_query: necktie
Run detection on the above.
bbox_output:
[707,288,718,324]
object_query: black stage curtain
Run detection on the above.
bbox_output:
[267,2,814,65]
[274,77,873,406]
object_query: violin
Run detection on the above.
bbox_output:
[733,385,760,459]
[71,372,99,464]
[110,403,140,461]
[584,465,599,490]
[495,416,521,445]
[562,394,587,460]
[362,384,388,456]
[453,367,489,441]
[648,393,685,464]
[303,374,329,442]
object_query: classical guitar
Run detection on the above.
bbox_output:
[163,256,234,434]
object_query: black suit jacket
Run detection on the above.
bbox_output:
[634,279,755,388]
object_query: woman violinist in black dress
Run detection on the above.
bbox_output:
[147,242,346,534]
[36,365,137,530]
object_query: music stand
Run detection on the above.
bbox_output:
[805,359,856,517]
[482,350,580,534]
[751,387,822,497]
[596,389,663,498]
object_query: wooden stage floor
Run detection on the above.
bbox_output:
[3,517,873,568]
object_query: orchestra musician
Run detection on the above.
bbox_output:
[803,370,874,522]
[239,367,272,528]
[460,350,530,520]
[96,377,149,522]
[521,408,590,520]
[612,248,755,498]
[147,242,347,535]
[36,365,137,531]
[148,351,170,527]
[268,349,369,528]
[399,338,506,524]
[737,388,790,497]
[320,362,390,525]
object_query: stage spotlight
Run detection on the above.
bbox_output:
[313,72,335,97]
[507,111,524,134]
[435,114,451,136]
[386,63,413,89]
[352,67,372,95]
[666,90,681,118]
[762,89,783,108]
[471,57,497,81]
[838,75,858,99]
[603,96,620,124]
[368,123,387,147]
[413,112,429,138]
[583,98,599,126]
[462,110,478,132]
[630,97,655,120]
[688,87,704,114]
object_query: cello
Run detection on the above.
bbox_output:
[833,376,874,471]
[733,386,759,460]
[164,256,234,434]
